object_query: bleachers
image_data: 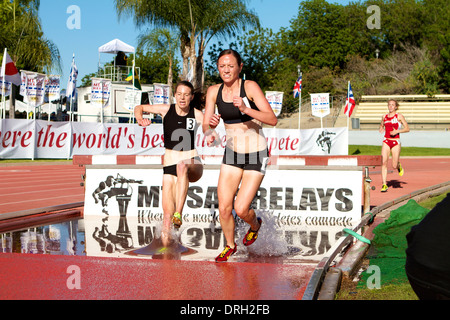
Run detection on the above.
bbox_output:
[353,95,450,130]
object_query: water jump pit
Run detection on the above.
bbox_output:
[1,155,379,266]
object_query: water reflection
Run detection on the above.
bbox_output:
[0,208,348,264]
[0,220,85,256]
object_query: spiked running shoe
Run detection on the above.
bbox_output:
[381,184,388,192]
[243,218,262,247]
[172,212,182,229]
[215,244,237,263]
[398,163,404,176]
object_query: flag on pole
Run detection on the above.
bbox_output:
[66,54,78,99]
[293,75,302,98]
[344,82,356,117]
[1,49,21,86]
[126,68,141,90]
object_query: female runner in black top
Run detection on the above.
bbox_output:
[135,81,206,248]
[203,49,278,262]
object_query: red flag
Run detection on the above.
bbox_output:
[1,49,21,86]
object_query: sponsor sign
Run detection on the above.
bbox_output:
[311,93,330,118]
[83,167,362,261]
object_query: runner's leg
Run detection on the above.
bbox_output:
[381,141,391,186]
[234,170,265,231]
[217,164,243,248]
[162,175,176,246]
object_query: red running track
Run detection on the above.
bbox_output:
[0,157,449,301]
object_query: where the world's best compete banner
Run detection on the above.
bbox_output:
[0,119,349,159]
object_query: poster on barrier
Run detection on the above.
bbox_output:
[82,166,362,262]
[0,119,349,159]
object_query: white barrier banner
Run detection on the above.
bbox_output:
[35,121,71,158]
[0,119,34,158]
[0,119,348,159]
[82,167,362,261]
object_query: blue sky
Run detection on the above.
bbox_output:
[39,0,351,90]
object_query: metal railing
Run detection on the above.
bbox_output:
[97,65,141,83]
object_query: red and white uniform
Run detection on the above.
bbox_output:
[383,113,400,139]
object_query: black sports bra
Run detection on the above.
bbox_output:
[216,80,259,124]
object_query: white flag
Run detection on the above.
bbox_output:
[66,54,78,99]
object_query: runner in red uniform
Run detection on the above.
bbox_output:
[379,99,410,192]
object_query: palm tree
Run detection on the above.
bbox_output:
[1,0,61,118]
[1,0,61,73]
[115,0,259,90]
[138,28,179,100]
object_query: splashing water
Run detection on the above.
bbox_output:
[235,209,290,257]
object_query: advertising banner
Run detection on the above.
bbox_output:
[91,78,111,108]
[23,72,47,107]
[0,76,11,96]
[82,167,362,261]
[311,93,330,119]
[45,76,61,102]
[123,87,142,112]
[265,91,284,117]
[0,119,348,159]
[153,83,170,105]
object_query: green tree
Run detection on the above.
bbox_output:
[115,0,259,90]
[0,0,61,73]
[281,0,364,71]
[421,0,450,91]
[138,28,179,98]
[135,47,180,87]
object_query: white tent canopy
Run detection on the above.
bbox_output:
[98,39,135,54]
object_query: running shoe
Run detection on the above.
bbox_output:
[215,244,237,263]
[243,218,262,247]
[381,184,388,192]
[398,163,404,176]
[172,212,182,229]
[158,247,168,254]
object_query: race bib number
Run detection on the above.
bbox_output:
[186,118,196,131]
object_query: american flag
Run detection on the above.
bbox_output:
[293,75,302,98]
[344,82,356,117]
